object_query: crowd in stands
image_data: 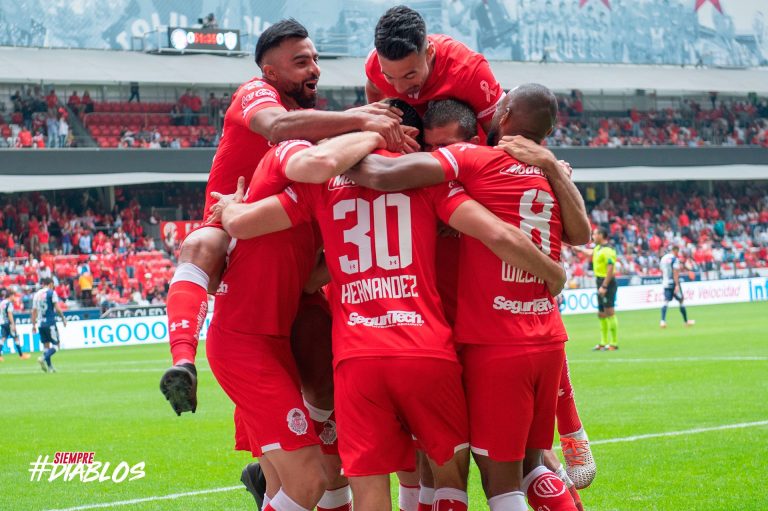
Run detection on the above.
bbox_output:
[562,182,768,286]
[0,189,177,313]
[548,91,768,147]
[1,86,73,148]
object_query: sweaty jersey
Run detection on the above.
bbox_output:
[204,78,283,217]
[660,253,681,288]
[432,143,567,347]
[365,34,504,124]
[277,155,471,367]
[32,288,59,327]
[0,298,12,326]
[211,140,319,338]
[592,245,616,279]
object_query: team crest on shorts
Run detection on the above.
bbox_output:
[319,420,337,445]
[533,472,566,498]
[286,408,309,435]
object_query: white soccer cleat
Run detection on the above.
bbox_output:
[686,319,696,326]
[560,429,597,489]
[37,356,48,373]
[659,320,667,328]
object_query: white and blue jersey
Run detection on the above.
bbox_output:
[0,298,12,326]
[33,288,59,327]
[660,253,680,289]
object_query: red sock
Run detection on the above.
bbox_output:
[556,358,583,436]
[568,485,584,511]
[433,488,468,511]
[167,280,208,365]
[525,468,578,511]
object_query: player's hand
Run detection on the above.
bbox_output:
[558,159,574,179]
[598,287,607,297]
[358,111,403,152]
[348,101,403,120]
[207,176,246,224]
[548,266,567,297]
[62,319,67,327]
[32,326,37,334]
[400,125,421,153]
[494,135,557,170]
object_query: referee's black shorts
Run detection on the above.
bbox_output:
[596,277,617,312]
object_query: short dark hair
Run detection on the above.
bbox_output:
[40,277,53,286]
[596,226,609,239]
[381,98,423,147]
[508,83,558,143]
[375,6,427,60]
[254,18,309,67]
[424,99,477,141]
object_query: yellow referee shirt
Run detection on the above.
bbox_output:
[592,244,616,278]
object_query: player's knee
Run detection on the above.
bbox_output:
[178,231,228,275]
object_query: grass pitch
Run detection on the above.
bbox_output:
[1,301,766,510]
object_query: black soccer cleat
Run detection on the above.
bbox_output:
[159,363,198,416]
[241,462,267,510]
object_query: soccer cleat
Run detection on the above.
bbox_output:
[605,344,619,351]
[686,319,696,326]
[592,343,605,351]
[241,462,267,510]
[38,356,48,373]
[48,366,57,373]
[659,320,667,328]
[560,431,597,489]
[160,363,198,416]
[20,353,31,359]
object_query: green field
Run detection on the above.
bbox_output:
[1,301,766,511]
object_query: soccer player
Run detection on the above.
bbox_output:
[0,289,30,361]
[422,98,595,501]
[579,227,619,351]
[365,5,504,134]
[346,84,590,510]
[31,278,67,373]
[160,18,409,414]
[660,245,695,328]
[218,140,567,511]
[206,130,388,511]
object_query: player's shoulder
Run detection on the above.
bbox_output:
[364,47,379,73]
[431,34,487,70]
[273,140,312,162]
[233,77,281,105]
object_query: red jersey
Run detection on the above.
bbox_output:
[277,160,470,367]
[431,143,567,347]
[211,140,318,337]
[204,77,283,216]
[365,34,504,124]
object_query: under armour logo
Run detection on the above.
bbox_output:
[170,320,190,332]
[480,80,492,102]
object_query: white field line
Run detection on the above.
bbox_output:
[44,420,768,511]
[44,485,243,511]
[0,367,212,375]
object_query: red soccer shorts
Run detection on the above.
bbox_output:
[334,357,468,477]
[461,343,565,462]
[206,325,321,457]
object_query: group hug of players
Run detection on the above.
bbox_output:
[159,6,597,511]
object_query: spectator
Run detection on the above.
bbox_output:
[67,91,82,115]
[58,115,69,148]
[17,126,32,147]
[45,112,59,148]
[81,91,94,114]
[128,82,140,103]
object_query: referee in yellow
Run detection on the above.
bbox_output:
[579,226,619,350]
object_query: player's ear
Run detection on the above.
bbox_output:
[425,41,435,60]
[261,63,277,82]
[469,135,481,144]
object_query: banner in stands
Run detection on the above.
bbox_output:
[102,305,167,319]
[1,1,765,66]
[4,277,766,355]
[559,276,768,315]
[11,308,101,325]
[161,220,204,246]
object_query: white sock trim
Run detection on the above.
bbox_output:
[434,487,468,505]
[522,465,550,493]
[318,485,351,509]
[270,488,311,511]
[398,483,420,511]
[170,262,210,289]
[488,491,526,511]
[263,494,271,509]
[561,426,588,440]
[418,485,435,505]
[302,398,333,422]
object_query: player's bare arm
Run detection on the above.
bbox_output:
[365,79,385,103]
[447,200,567,296]
[496,135,591,246]
[346,152,446,191]
[31,308,38,334]
[222,196,293,240]
[285,132,386,183]
[55,302,67,327]
[250,105,403,152]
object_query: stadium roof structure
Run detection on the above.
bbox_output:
[2,47,768,94]
[0,147,765,192]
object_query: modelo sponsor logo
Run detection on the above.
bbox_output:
[328,175,358,191]
[493,296,554,314]
[500,163,545,177]
[347,310,424,328]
